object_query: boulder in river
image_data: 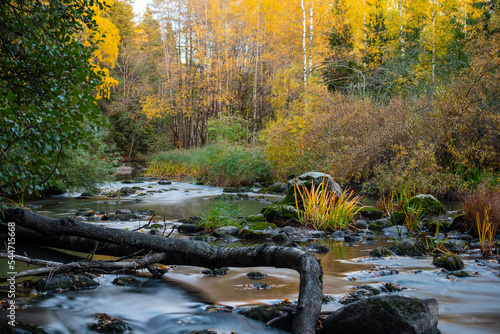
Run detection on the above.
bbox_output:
[320,295,439,334]
[405,194,446,216]
[281,172,342,207]
[262,204,300,227]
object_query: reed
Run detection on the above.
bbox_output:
[294,179,362,231]
[476,206,497,256]
[376,181,417,217]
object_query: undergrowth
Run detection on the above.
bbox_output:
[294,178,363,232]
[460,187,500,238]
[145,142,273,187]
[200,200,242,232]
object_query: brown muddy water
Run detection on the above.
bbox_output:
[1,179,499,334]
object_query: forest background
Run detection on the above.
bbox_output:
[1,0,500,198]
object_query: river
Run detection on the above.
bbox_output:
[1,178,499,333]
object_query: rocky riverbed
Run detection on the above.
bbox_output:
[1,176,499,334]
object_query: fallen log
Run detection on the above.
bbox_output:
[0,207,323,334]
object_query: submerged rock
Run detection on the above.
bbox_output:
[384,225,409,239]
[112,276,142,287]
[306,243,330,253]
[242,301,296,332]
[432,254,464,271]
[35,274,98,293]
[88,313,130,333]
[246,271,268,280]
[320,295,439,334]
[251,283,270,290]
[369,246,392,257]
[271,232,290,244]
[201,267,229,277]
[213,225,240,237]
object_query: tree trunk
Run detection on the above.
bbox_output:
[1,207,323,334]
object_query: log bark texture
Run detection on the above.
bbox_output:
[1,207,323,334]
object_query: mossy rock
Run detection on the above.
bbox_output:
[389,211,406,226]
[237,228,269,241]
[359,206,384,220]
[425,220,450,233]
[452,271,470,278]
[389,238,426,257]
[143,223,163,229]
[177,223,204,234]
[432,254,464,271]
[369,246,392,257]
[368,222,384,231]
[246,215,268,223]
[405,194,445,216]
[262,205,300,227]
[135,209,156,215]
[248,221,277,230]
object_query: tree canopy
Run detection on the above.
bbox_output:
[0,0,115,196]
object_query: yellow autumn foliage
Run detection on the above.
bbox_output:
[83,0,120,99]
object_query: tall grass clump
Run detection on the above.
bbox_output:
[461,187,500,238]
[200,200,242,232]
[146,142,272,187]
[476,206,497,256]
[294,179,363,232]
[376,181,418,217]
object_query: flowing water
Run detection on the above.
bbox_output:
[1,179,500,334]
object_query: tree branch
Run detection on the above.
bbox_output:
[0,252,168,282]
